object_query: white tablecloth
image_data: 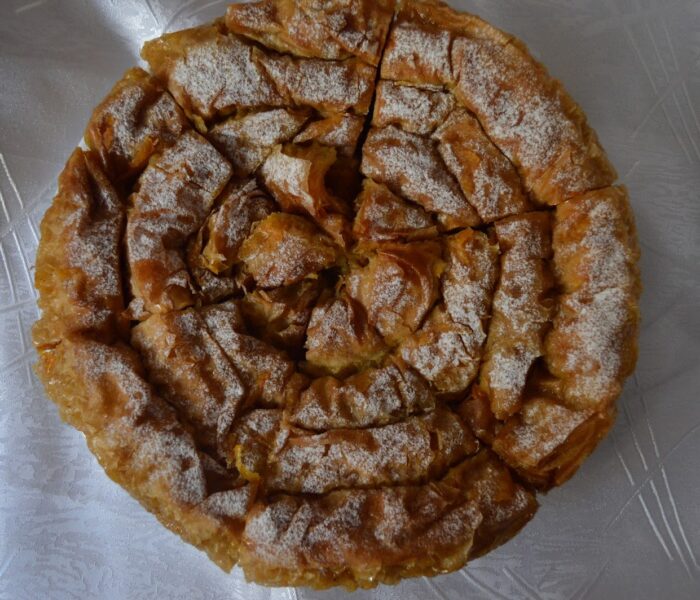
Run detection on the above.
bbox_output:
[1,1,699,598]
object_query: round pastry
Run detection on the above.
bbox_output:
[33,0,640,590]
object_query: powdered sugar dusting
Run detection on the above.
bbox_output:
[442,229,499,344]
[304,293,387,376]
[481,214,553,419]
[548,287,633,408]
[382,17,452,85]
[434,108,531,222]
[374,81,455,135]
[451,35,613,203]
[497,398,590,467]
[131,309,246,447]
[201,303,295,406]
[399,305,481,394]
[209,109,309,176]
[127,131,232,313]
[553,189,638,296]
[290,359,435,430]
[260,53,376,115]
[155,28,283,120]
[362,126,480,228]
[267,409,472,493]
[86,68,188,178]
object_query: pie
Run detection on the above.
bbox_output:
[32,0,640,590]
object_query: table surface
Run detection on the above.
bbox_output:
[1,1,699,598]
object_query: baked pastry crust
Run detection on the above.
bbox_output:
[33,0,640,590]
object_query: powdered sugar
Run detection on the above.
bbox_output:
[374,81,455,135]
[209,109,309,176]
[153,28,283,120]
[260,53,376,115]
[451,35,614,203]
[362,126,480,228]
[290,359,435,430]
[267,409,472,493]
[399,306,481,394]
[381,17,452,85]
[86,68,188,178]
[553,188,638,296]
[548,287,632,408]
[434,109,531,222]
[304,293,387,375]
[442,229,499,343]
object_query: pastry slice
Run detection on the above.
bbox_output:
[373,80,455,136]
[208,108,310,177]
[240,450,537,588]
[84,67,189,180]
[33,149,126,348]
[434,109,532,222]
[450,16,617,203]
[35,336,249,571]
[545,187,640,411]
[399,304,482,396]
[442,228,499,342]
[266,407,477,494]
[493,394,616,489]
[480,212,554,420]
[126,131,232,315]
[381,1,454,86]
[200,302,299,407]
[362,125,480,229]
[304,292,388,377]
[294,113,366,156]
[347,240,444,346]
[238,212,339,289]
[131,309,246,448]
[289,356,435,430]
[353,179,437,245]
[142,23,284,124]
[226,0,395,66]
[258,51,377,115]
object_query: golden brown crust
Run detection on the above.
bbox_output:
[34,337,250,571]
[126,131,232,315]
[362,125,481,229]
[353,179,437,245]
[544,187,641,411]
[226,0,396,66]
[33,149,127,349]
[238,212,340,288]
[433,108,532,222]
[304,292,388,377]
[398,304,482,396]
[259,143,353,246]
[84,68,190,181]
[32,0,641,589]
[289,357,435,430]
[493,395,617,489]
[267,407,478,494]
[347,240,445,346]
[480,213,555,420]
[382,0,617,205]
[373,81,456,136]
[240,450,536,589]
